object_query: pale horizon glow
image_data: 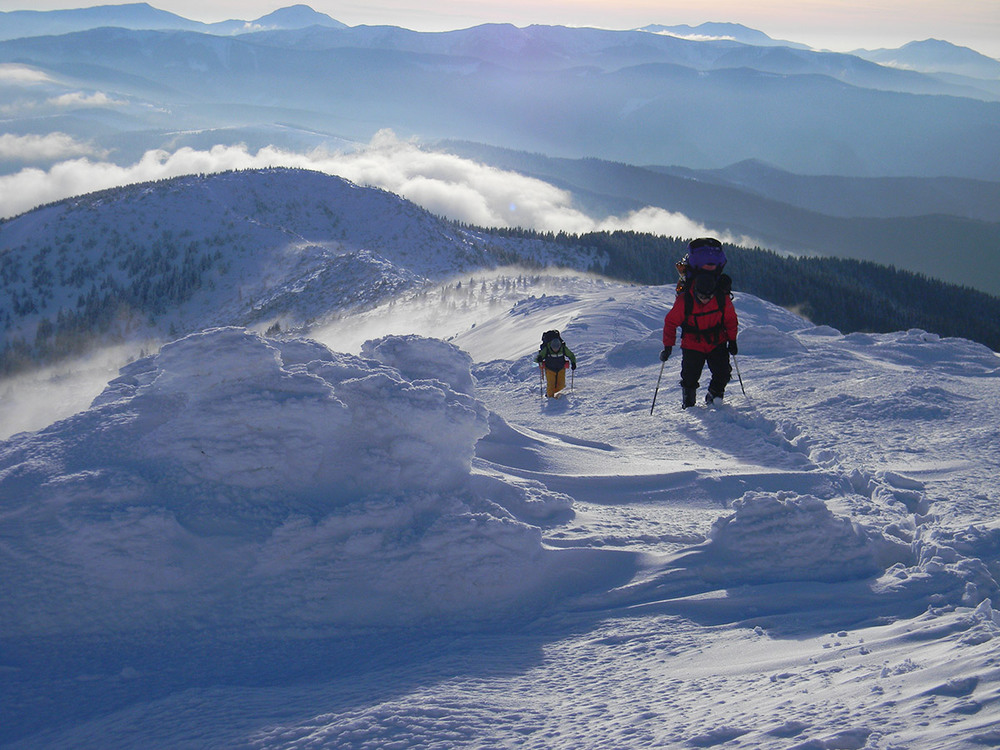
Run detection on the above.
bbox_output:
[0,0,998,58]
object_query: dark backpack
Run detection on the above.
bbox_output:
[678,240,733,344]
[681,277,732,344]
[541,329,562,348]
[539,329,570,371]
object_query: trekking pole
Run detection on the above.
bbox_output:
[650,360,666,415]
[539,365,545,399]
[732,354,752,406]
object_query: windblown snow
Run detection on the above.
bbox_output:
[3,280,1000,749]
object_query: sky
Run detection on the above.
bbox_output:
[1,0,999,57]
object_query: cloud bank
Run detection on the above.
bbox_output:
[0,130,740,241]
[47,91,126,108]
[0,133,108,162]
[0,63,53,84]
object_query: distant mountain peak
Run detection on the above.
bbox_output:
[637,22,809,50]
[250,4,346,30]
[853,38,1000,78]
[901,38,988,58]
[0,2,347,39]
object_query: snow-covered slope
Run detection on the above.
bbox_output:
[0,168,598,365]
[0,328,583,639]
[2,276,1000,748]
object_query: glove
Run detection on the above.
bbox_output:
[571,362,577,370]
[659,347,672,362]
[727,340,738,355]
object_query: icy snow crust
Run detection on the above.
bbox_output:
[4,282,1000,748]
[0,329,597,638]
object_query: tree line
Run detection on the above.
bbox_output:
[4,222,999,377]
[489,228,1000,352]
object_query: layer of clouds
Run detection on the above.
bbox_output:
[0,64,53,85]
[1,89,129,116]
[0,133,108,162]
[0,129,742,241]
[47,91,126,108]
[652,32,738,43]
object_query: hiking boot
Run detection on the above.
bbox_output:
[682,387,697,409]
[706,389,724,405]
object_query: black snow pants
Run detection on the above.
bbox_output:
[680,344,732,396]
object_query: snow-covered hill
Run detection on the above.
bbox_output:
[2,274,1000,748]
[0,168,599,371]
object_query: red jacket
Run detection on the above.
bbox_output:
[663,290,738,354]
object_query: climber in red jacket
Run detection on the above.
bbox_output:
[661,272,739,409]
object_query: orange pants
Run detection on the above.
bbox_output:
[543,367,566,397]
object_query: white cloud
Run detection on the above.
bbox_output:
[0,94,125,118]
[48,91,126,108]
[652,31,738,43]
[0,64,52,85]
[0,133,109,162]
[0,130,741,241]
[596,206,715,238]
[0,99,36,117]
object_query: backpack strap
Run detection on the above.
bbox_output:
[682,287,730,344]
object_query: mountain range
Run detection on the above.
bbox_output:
[432,141,1000,296]
[2,4,996,78]
[1,5,998,327]
[1,5,998,177]
[638,22,810,50]
[8,26,995,175]
[0,2,346,39]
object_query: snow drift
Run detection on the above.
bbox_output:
[4,281,1000,749]
[0,328,600,639]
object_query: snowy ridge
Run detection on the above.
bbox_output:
[0,168,600,361]
[4,275,1000,747]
